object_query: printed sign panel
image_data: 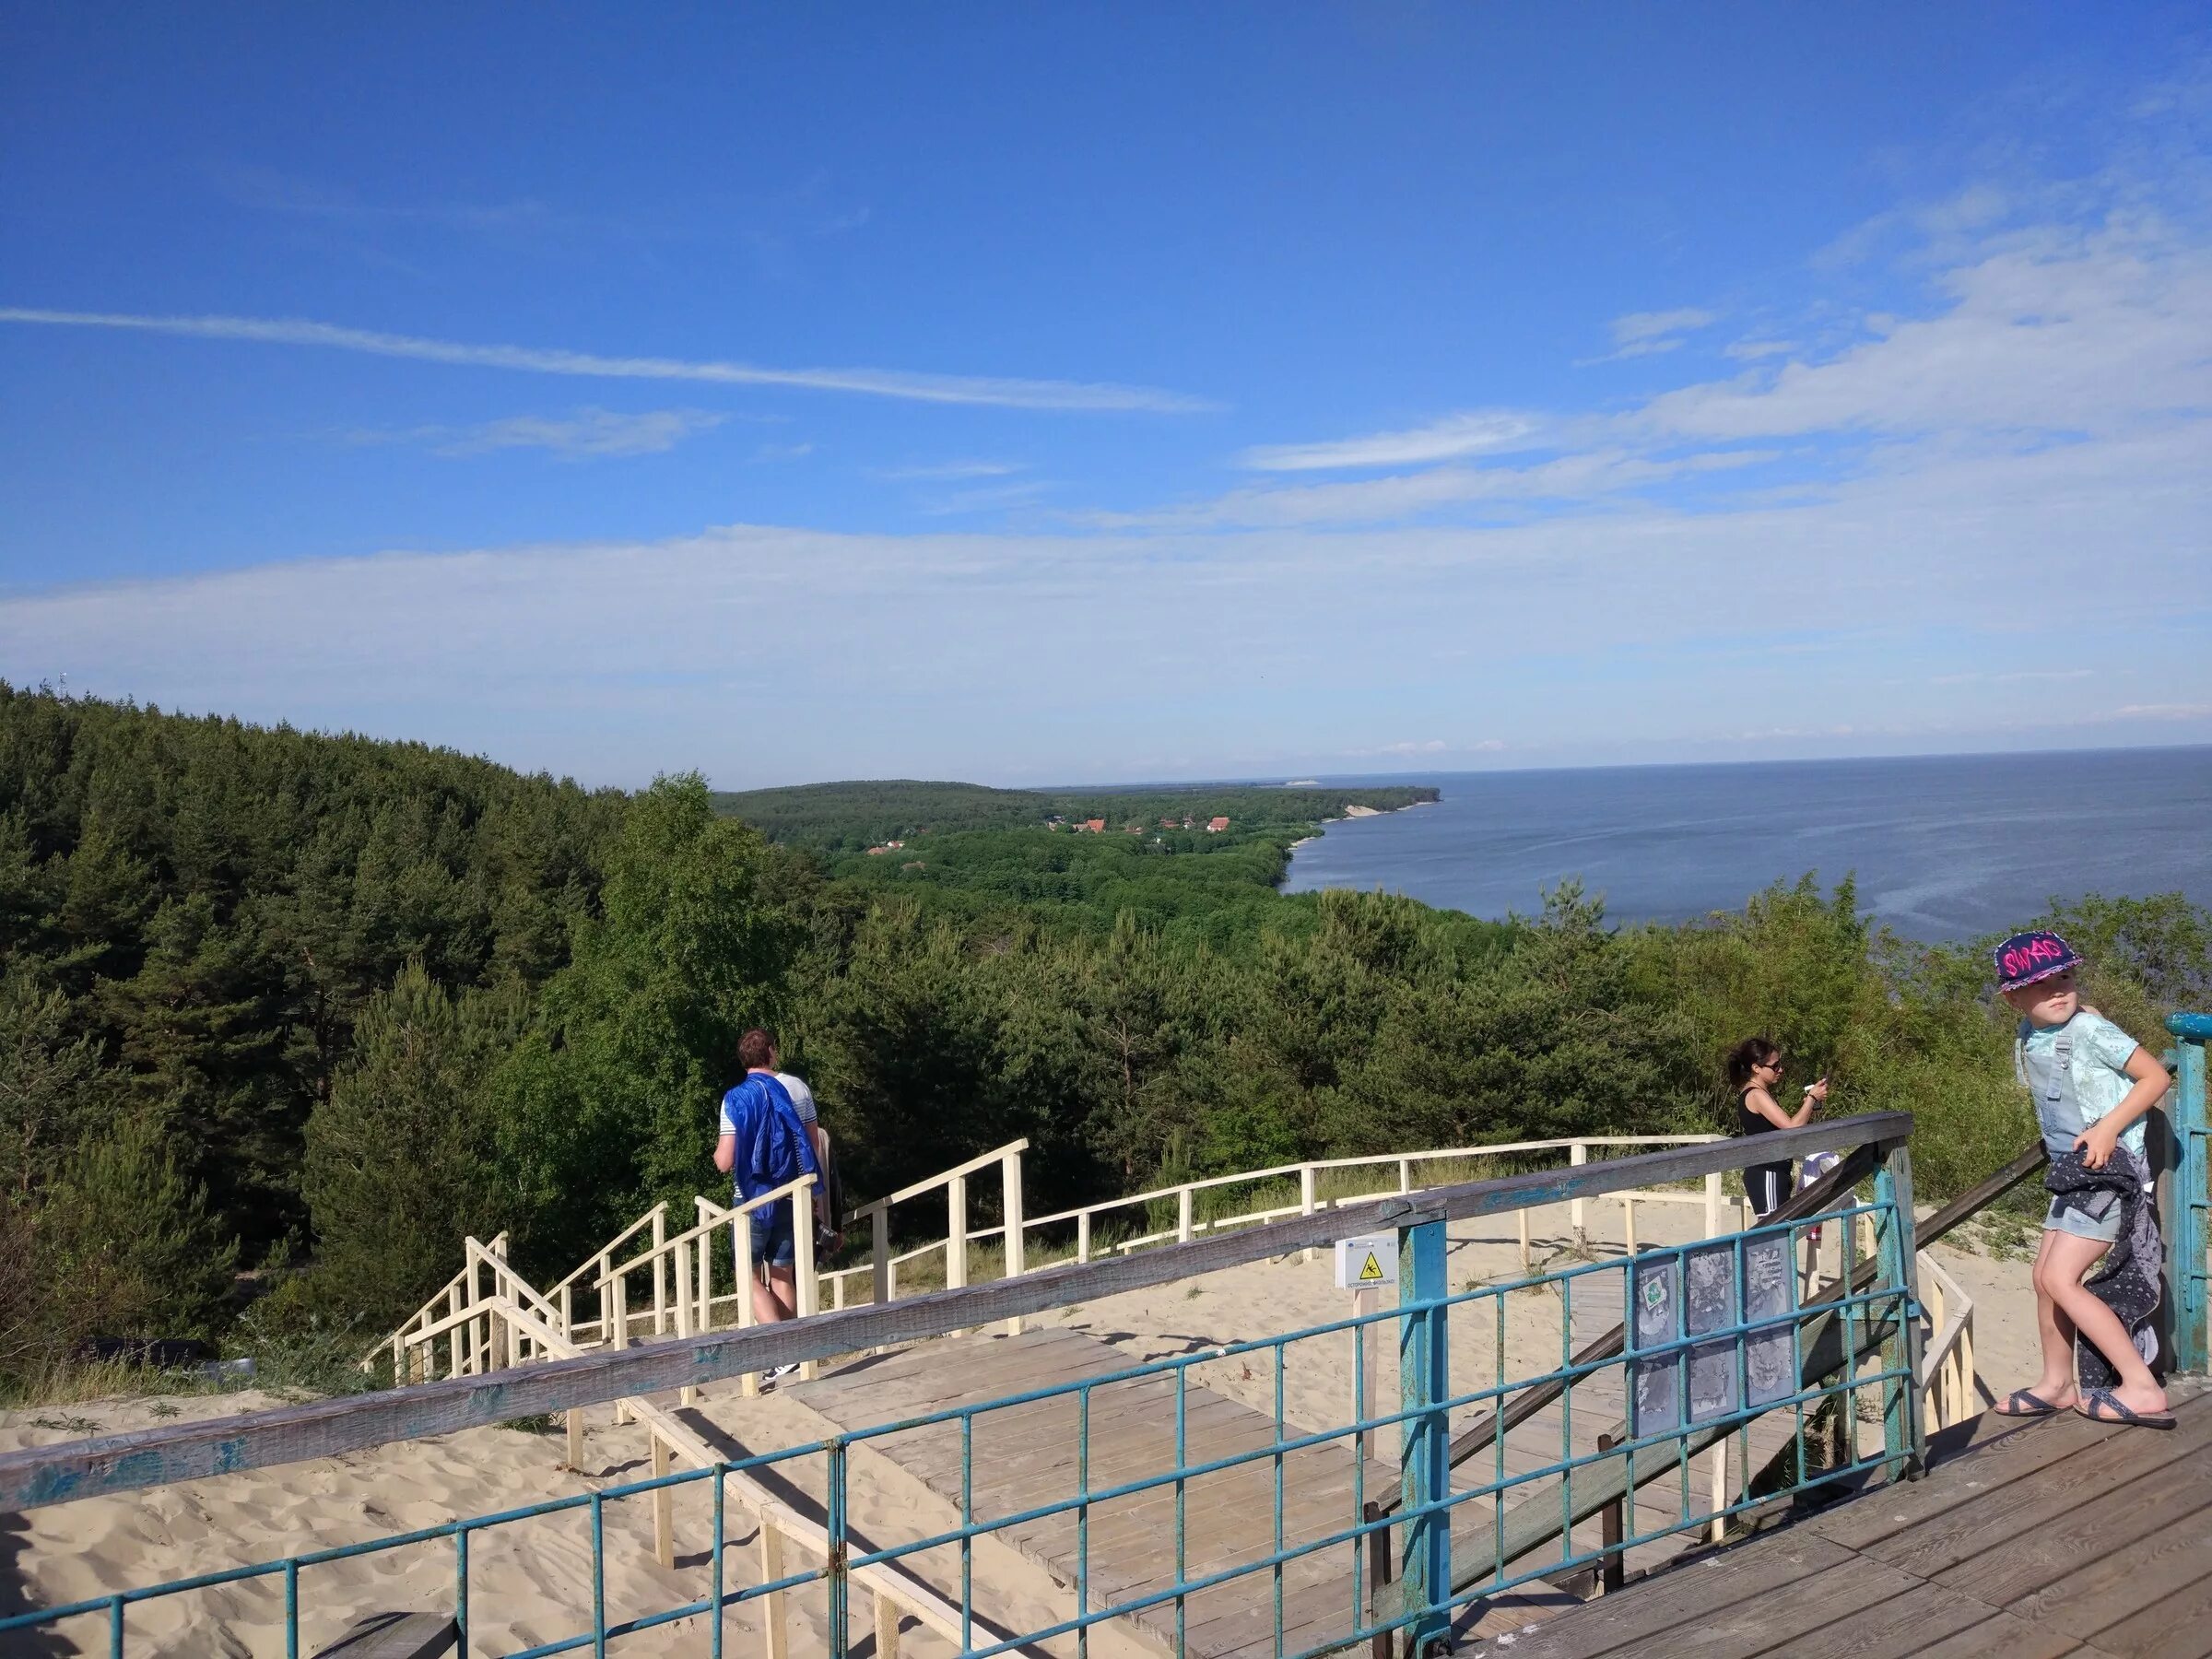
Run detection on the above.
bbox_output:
[1685,1243,1740,1425]
[1630,1235,1804,1437]
[1628,1254,1681,1438]
[1743,1234,1798,1407]
[1334,1233,1396,1290]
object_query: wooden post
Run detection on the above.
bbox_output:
[1002,1148,1027,1336]
[559,1282,573,1346]
[1704,1171,1723,1240]
[947,1174,968,1291]
[1517,1205,1531,1275]
[594,1254,611,1344]
[1398,1157,1412,1194]
[794,1183,818,1382]
[1707,1441,1728,1543]
[1924,1271,1946,1430]
[1177,1184,1194,1244]
[610,1275,632,1424]
[697,1224,714,1335]
[1077,1209,1092,1265]
[1596,1432,1626,1594]
[1300,1164,1318,1265]
[565,1406,584,1472]
[1571,1141,1589,1250]
[737,1212,759,1398]
[832,1275,845,1312]
[1362,1499,1392,1659]
[446,1285,463,1381]
[874,1588,900,1659]
[675,1236,698,1406]
[651,1433,674,1570]
[871,1205,891,1312]
[760,1517,790,1659]
[1620,1194,1636,1259]
[1959,1315,1976,1418]
[651,1205,668,1336]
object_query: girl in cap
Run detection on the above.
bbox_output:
[1992,930,2173,1427]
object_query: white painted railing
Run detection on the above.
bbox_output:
[1918,1248,1979,1430]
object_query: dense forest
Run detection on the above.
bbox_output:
[709,779,1438,853]
[5,683,2209,1395]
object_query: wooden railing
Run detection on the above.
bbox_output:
[449,1253,969,1653]
[4,1114,1921,1518]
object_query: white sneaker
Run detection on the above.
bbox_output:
[761,1362,800,1388]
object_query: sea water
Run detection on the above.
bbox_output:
[1280,747,2212,942]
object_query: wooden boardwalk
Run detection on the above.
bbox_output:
[791,1327,1393,1659]
[1467,1379,2212,1659]
[787,1308,1802,1659]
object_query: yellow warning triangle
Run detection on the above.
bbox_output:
[1359,1251,1384,1282]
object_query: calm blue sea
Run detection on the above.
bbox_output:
[1279,747,2212,942]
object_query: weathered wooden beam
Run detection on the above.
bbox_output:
[310,1611,458,1659]
[0,1114,1909,1512]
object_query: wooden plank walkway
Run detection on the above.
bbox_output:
[791,1327,1393,1659]
[1464,1378,2212,1659]
[788,1312,1802,1659]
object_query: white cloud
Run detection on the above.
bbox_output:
[1612,308,1718,345]
[350,407,726,459]
[12,402,2201,785]
[750,441,815,463]
[873,460,1028,481]
[1093,447,1777,530]
[0,307,1219,414]
[1578,307,1719,362]
[1724,339,1796,360]
[1235,411,1541,473]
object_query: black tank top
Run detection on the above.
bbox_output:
[1735,1087,1778,1139]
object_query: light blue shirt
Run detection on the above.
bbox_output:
[2017,1010,2147,1159]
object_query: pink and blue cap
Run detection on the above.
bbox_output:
[1994,930,2082,993]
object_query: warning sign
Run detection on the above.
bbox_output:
[1334,1233,1396,1290]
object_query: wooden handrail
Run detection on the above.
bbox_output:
[0,1113,1911,1512]
[850,1139,1030,1218]
[545,1206,665,1297]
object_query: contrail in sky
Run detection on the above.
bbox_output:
[0,306,1218,414]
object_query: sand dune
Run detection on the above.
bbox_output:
[1,1204,2035,1657]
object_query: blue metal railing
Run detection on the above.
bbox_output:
[2169,1013,2211,1375]
[0,1187,1916,1659]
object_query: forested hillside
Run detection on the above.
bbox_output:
[711,778,1437,852]
[5,685,2208,1397]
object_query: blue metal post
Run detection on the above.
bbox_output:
[1398,1219,1449,1656]
[2169,1013,2211,1375]
[1872,1141,1925,1476]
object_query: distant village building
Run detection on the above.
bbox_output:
[1206,817,1230,833]
[1159,817,1179,830]
[865,846,890,855]
[1082,818,1107,833]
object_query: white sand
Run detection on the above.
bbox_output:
[0,1201,2035,1657]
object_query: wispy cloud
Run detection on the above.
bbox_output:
[873,459,1028,482]
[0,307,1220,414]
[915,479,1056,516]
[348,407,726,459]
[1724,339,1796,360]
[751,441,815,464]
[1580,307,1719,363]
[1236,411,1541,473]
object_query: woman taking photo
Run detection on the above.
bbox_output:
[1728,1037,1828,1220]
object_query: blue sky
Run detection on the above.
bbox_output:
[3,6,2208,787]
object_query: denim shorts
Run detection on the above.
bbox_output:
[744,1205,797,1269]
[2044,1188,2123,1245]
